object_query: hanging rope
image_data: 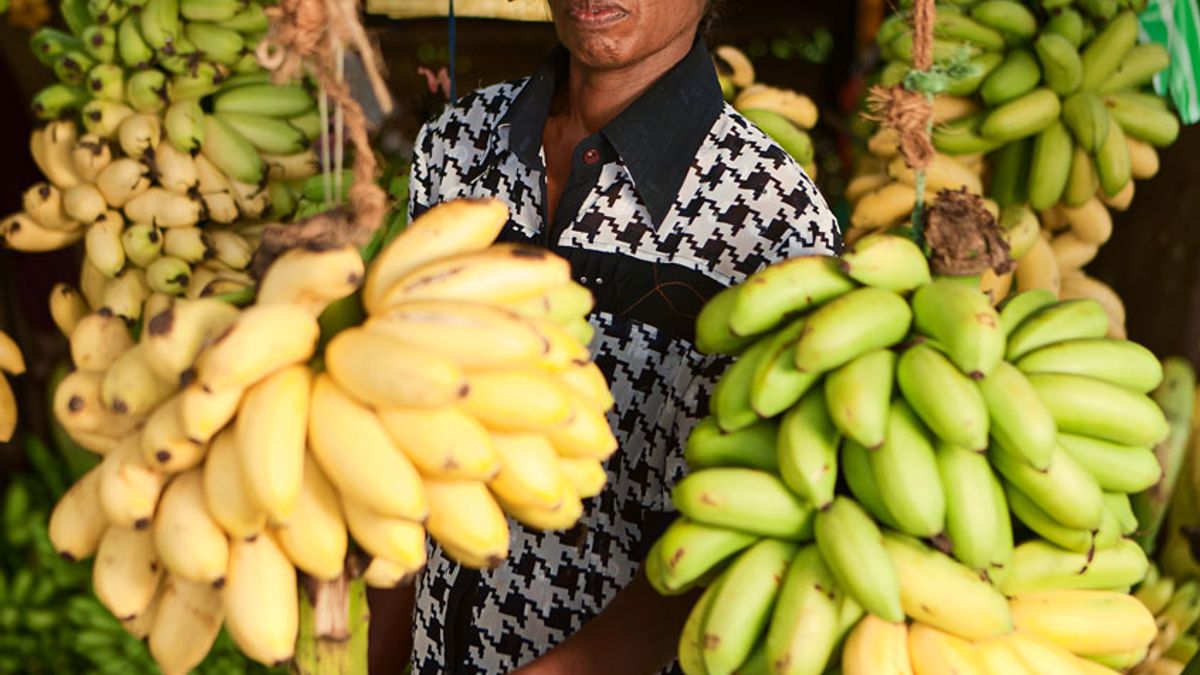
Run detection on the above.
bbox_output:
[448,0,458,101]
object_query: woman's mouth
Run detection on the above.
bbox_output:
[567,1,628,28]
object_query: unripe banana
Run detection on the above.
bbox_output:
[672,468,813,540]
[728,256,854,337]
[272,454,347,580]
[1006,480,1095,552]
[341,496,426,573]
[1100,43,1171,94]
[749,318,819,419]
[913,279,1004,378]
[979,88,1061,143]
[1095,113,1132,197]
[937,441,1000,572]
[777,388,840,509]
[970,0,1037,40]
[683,416,778,472]
[126,69,169,114]
[764,544,844,675]
[1016,337,1162,393]
[424,479,509,569]
[838,233,930,292]
[870,399,946,538]
[148,575,224,675]
[897,343,989,451]
[146,256,192,295]
[823,349,894,450]
[1007,298,1110,361]
[49,465,106,561]
[164,99,205,154]
[1035,32,1083,96]
[94,524,162,621]
[223,533,299,667]
[794,287,912,374]
[998,289,1057,337]
[1064,144,1100,207]
[69,311,134,372]
[1045,7,1086,47]
[1029,372,1169,447]
[711,334,772,432]
[121,223,164,267]
[201,113,264,184]
[992,439,1105,530]
[154,468,229,586]
[650,517,756,596]
[1058,433,1161,494]
[815,496,903,623]
[1080,10,1139,91]
[841,438,901,530]
[1027,121,1073,211]
[1000,538,1148,596]
[981,48,1041,106]
[978,360,1057,470]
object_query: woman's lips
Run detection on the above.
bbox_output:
[566,1,628,28]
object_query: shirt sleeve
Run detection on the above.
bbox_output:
[406,121,439,223]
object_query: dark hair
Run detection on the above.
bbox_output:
[701,0,730,35]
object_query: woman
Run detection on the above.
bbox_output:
[370,0,841,672]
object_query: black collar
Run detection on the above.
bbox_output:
[501,37,725,227]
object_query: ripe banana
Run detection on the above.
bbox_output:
[897,343,989,451]
[203,427,265,540]
[672,468,813,540]
[255,245,363,315]
[194,302,319,392]
[272,454,347,580]
[841,614,912,675]
[870,400,946,538]
[223,533,299,667]
[94,524,161,621]
[341,496,425,571]
[101,343,176,417]
[236,364,311,524]
[124,187,202,228]
[307,374,427,520]
[545,388,619,460]
[154,468,230,586]
[376,405,499,480]
[49,465,106,560]
[148,576,224,675]
[423,479,509,569]
[365,300,546,369]
[0,211,83,252]
[23,182,74,231]
[838,233,931,292]
[140,394,206,473]
[728,256,855,337]
[1028,372,1169,447]
[69,311,133,372]
[777,388,840,509]
[49,283,90,337]
[460,368,572,432]
[1010,589,1156,657]
[142,296,240,381]
[978,360,1057,470]
[486,431,567,510]
[908,622,987,675]
[96,157,151,208]
[815,496,903,623]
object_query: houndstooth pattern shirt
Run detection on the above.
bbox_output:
[405,37,840,674]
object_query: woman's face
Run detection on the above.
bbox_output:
[549,0,707,70]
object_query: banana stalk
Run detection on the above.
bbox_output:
[294,572,369,675]
[1135,358,1198,554]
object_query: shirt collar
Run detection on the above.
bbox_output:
[500,37,726,227]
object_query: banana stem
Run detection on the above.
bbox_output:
[293,572,370,675]
[319,89,333,206]
[334,39,346,209]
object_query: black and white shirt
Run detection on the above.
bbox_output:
[406,37,841,674]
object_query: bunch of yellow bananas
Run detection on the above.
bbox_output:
[44,197,617,672]
[714,45,820,177]
[645,232,1174,674]
[0,330,24,442]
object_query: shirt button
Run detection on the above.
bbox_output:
[582,148,601,165]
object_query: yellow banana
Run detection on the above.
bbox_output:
[23,182,76,231]
[49,283,91,336]
[545,388,619,460]
[255,245,364,315]
[33,120,84,189]
[325,327,467,409]
[341,496,427,570]
[423,479,509,569]
[461,368,573,432]
[376,405,500,480]
[735,85,819,129]
[140,394,206,473]
[307,374,428,520]
[0,377,12,443]
[1051,232,1100,272]
[1060,198,1112,245]
[101,343,176,417]
[48,466,106,561]
[153,140,199,195]
[101,267,151,323]
[0,211,83,252]
[272,454,347,580]
[487,431,568,511]
[908,623,987,675]
[54,369,138,436]
[194,303,319,393]
[1015,235,1061,296]
[362,198,509,314]
[365,300,548,369]
[94,524,162,621]
[69,311,134,372]
[842,614,913,675]
[179,380,243,444]
[852,181,921,229]
[888,153,983,194]
[376,243,571,310]
[557,360,615,413]
[1002,631,1092,674]
[223,533,298,667]
[96,157,152,208]
[148,576,224,675]
[154,468,230,586]
[236,364,312,524]
[556,456,607,498]
[1127,136,1159,179]
[123,187,202,229]
[98,434,165,529]
[203,427,266,540]
[363,555,424,589]
[1009,589,1156,657]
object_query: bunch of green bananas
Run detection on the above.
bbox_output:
[713,45,819,177]
[864,0,1177,310]
[1131,564,1200,674]
[644,233,1177,674]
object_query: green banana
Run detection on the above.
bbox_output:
[838,233,930,292]
[1134,357,1197,553]
[86,64,124,102]
[986,471,1014,587]
[1080,11,1140,91]
[970,0,1038,41]
[31,84,90,120]
[164,99,205,153]
[1063,143,1101,207]
[912,279,1004,378]
[1030,372,1170,447]
[684,416,779,473]
[679,580,720,675]
[981,48,1041,106]
[765,545,843,675]
[201,113,264,184]
[1006,299,1110,361]
[1015,338,1163,393]
[117,15,154,69]
[1062,91,1110,153]
[1094,112,1131,196]
[932,111,1004,154]
[695,286,754,355]
[935,12,1006,50]
[814,497,903,623]
[728,257,854,337]
[793,288,912,375]
[733,641,769,675]
[841,439,901,530]
[1080,0,1120,19]
[1005,481,1095,552]
[1000,538,1149,596]
[897,343,989,451]
[742,109,814,166]
[889,33,982,65]
[185,22,245,66]
[870,399,945,538]
[998,289,1057,336]
[216,111,309,155]
[81,99,133,138]
[672,468,814,541]
[980,88,1062,142]
[938,441,1000,571]
[1134,566,1175,615]
[653,518,757,596]
[1044,8,1086,48]
[823,349,894,450]
[31,28,83,69]
[222,3,268,32]
[139,0,180,51]
[81,25,117,63]
[701,539,797,675]
[712,336,773,432]
[1036,33,1082,97]
[883,532,1014,640]
[53,50,94,87]
[1103,91,1181,147]
[1027,121,1073,211]
[126,69,168,114]
[213,83,315,118]
[168,61,228,100]
[1104,492,1138,536]
[978,361,1057,470]
[990,440,1105,530]
[288,109,323,141]
[777,388,840,509]
[180,0,243,21]
[987,135,1031,207]
[750,318,819,419]
[944,51,1005,97]
[1099,43,1171,94]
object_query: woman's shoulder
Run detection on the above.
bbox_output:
[417,78,528,143]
